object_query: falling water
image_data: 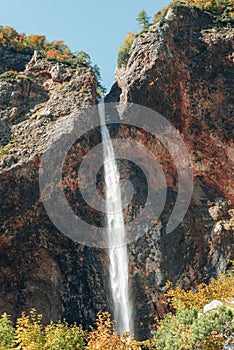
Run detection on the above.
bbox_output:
[98,100,133,335]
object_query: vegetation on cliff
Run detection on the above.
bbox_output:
[0,1,233,348]
[0,25,106,94]
[0,267,233,349]
[117,32,136,68]
[117,0,234,67]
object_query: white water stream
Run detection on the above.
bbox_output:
[98,101,133,335]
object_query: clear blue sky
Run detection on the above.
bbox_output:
[0,0,170,90]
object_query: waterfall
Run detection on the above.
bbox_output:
[98,100,133,335]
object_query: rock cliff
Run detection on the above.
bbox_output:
[0,50,110,328]
[0,3,233,340]
[107,4,234,338]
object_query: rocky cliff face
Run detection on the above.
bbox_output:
[0,3,233,341]
[107,4,234,338]
[0,50,111,328]
[0,45,33,75]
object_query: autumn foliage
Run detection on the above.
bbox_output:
[87,312,139,349]
[117,32,135,67]
[0,25,106,94]
[165,268,234,312]
[0,25,73,61]
[171,0,234,23]
[150,266,234,349]
[0,266,233,349]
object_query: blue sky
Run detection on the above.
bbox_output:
[1,0,170,90]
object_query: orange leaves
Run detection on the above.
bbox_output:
[0,25,72,61]
[44,49,70,60]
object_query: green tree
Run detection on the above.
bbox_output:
[92,64,106,96]
[136,10,150,30]
[74,50,91,64]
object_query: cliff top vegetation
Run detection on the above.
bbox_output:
[118,0,234,67]
[0,25,106,94]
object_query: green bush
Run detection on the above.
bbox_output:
[153,309,197,350]
[191,306,234,343]
[0,313,16,349]
[118,47,131,68]
[153,306,234,350]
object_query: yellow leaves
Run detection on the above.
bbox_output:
[123,32,135,46]
[165,267,234,312]
[87,311,139,350]
[118,32,135,67]
[14,309,87,349]
[5,309,138,349]
[24,35,46,50]
[204,1,213,9]
[15,309,44,350]
[44,49,70,60]
[196,333,225,350]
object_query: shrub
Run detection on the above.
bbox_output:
[44,321,86,349]
[87,311,139,350]
[191,306,234,348]
[153,306,234,350]
[152,266,234,349]
[0,313,16,349]
[15,309,45,349]
[165,268,234,312]
[14,309,87,350]
[153,309,197,350]
[24,34,46,50]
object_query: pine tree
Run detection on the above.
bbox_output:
[136,10,150,30]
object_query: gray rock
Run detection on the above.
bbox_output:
[203,300,223,313]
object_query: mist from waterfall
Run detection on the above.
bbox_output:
[98,101,133,335]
